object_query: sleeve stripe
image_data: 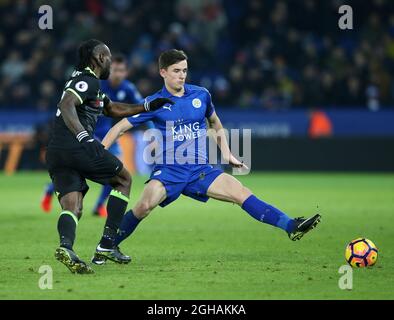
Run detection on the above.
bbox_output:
[77,133,89,141]
[76,130,89,141]
[65,88,83,104]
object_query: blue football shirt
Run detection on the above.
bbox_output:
[126,84,215,165]
[95,79,144,140]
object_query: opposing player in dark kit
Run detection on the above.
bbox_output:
[46,39,172,273]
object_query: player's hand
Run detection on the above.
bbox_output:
[226,154,249,170]
[144,98,174,112]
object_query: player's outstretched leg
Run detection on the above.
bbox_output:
[92,184,111,217]
[41,182,55,213]
[287,214,321,241]
[55,192,94,274]
[241,194,322,240]
[92,167,132,264]
[207,173,321,241]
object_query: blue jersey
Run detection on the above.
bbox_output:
[126,84,215,165]
[95,79,144,140]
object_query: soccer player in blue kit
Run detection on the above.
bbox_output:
[92,49,321,264]
[40,54,144,217]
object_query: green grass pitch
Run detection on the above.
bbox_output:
[0,171,393,300]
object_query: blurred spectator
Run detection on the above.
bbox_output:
[0,0,394,110]
[1,51,26,83]
[308,109,333,138]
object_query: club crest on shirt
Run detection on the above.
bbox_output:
[95,100,104,108]
[192,98,202,108]
[117,90,126,100]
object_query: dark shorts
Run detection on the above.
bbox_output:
[46,146,123,199]
[148,164,223,207]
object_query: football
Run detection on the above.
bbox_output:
[345,238,378,268]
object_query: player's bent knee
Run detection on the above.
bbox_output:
[116,168,131,185]
[111,169,132,195]
[121,171,132,189]
[123,170,132,186]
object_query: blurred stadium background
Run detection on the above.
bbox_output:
[1,0,394,174]
[1,0,394,301]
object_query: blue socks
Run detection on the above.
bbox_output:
[113,196,294,247]
[114,210,142,246]
[241,195,295,233]
[94,185,112,210]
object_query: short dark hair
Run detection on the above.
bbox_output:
[76,39,104,71]
[112,53,128,65]
[158,49,188,70]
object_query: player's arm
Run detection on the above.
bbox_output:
[101,118,133,149]
[207,111,248,169]
[58,91,104,157]
[58,91,86,136]
[207,111,231,160]
[103,98,174,118]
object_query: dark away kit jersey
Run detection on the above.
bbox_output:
[48,67,109,149]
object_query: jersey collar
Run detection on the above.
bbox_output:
[161,84,188,97]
